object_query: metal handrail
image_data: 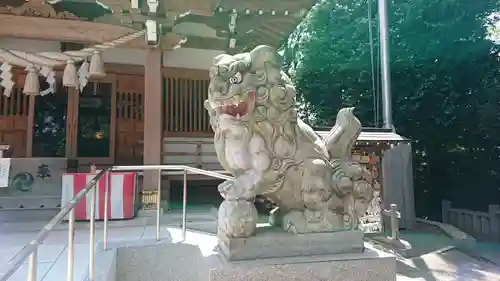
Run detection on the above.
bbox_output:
[0,168,109,281]
[111,165,233,180]
[111,165,233,241]
[0,164,232,281]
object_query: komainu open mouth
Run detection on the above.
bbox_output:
[215,91,255,119]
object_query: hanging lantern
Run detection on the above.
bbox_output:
[89,50,106,79]
[63,59,79,88]
[23,66,40,95]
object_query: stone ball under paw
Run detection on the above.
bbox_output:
[217,200,258,238]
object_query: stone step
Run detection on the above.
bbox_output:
[0,196,61,209]
[0,208,59,223]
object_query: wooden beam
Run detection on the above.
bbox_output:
[0,0,80,20]
[258,20,295,37]
[97,0,217,16]
[180,36,227,50]
[218,0,316,14]
[161,0,217,16]
[176,14,229,35]
[246,28,294,48]
[248,30,280,47]
[0,15,228,51]
[0,14,138,43]
[105,63,144,75]
[229,19,297,49]
[161,67,209,79]
[101,65,211,77]
[126,34,228,50]
[0,14,284,52]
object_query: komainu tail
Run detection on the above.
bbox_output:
[323,107,365,230]
[323,107,362,160]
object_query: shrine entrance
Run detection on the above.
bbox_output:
[32,80,116,165]
[31,83,68,158]
[68,81,115,163]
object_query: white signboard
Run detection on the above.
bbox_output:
[0,158,11,188]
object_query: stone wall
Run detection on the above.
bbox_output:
[0,158,66,215]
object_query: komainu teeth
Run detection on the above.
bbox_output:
[236,113,241,119]
[233,95,241,104]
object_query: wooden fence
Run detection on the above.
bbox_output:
[442,200,500,241]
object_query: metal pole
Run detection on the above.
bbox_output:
[182,169,187,240]
[88,184,96,281]
[111,165,233,181]
[156,170,162,241]
[103,171,110,250]
[378,0,393,130]
[66,209,75,281]
[27,248,37,281]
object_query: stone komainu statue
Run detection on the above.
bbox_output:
[204,45,374,237]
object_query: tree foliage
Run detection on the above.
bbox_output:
[284,0,500,218]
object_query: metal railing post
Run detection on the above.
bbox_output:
[88,184,97,281]
[66,209,75,281]
[103,171,110,250]
[156,170,162,241]
[182,169,187,240]
[389,204,399,240]
[382,203,401,240]
[27,248,37,281]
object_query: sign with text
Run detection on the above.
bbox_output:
[0,158,11,187]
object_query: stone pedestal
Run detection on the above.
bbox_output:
[371,235,414,257]
[209,225,396,281]
[208,243,396,281]
[218,226,364,261]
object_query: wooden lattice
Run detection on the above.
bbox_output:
[163,69,211,136]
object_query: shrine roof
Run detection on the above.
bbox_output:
[0,0,317,52]
[316,128,411,142]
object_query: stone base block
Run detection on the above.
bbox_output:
[218,226,364,261]
[371,236,415,257]
[209,243,397,281]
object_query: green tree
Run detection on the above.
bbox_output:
[284,0,500,218]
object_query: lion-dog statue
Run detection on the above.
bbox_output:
[204,45,374,238]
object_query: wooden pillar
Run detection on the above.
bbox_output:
[25,95,35,157]
[142,48,163,208]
